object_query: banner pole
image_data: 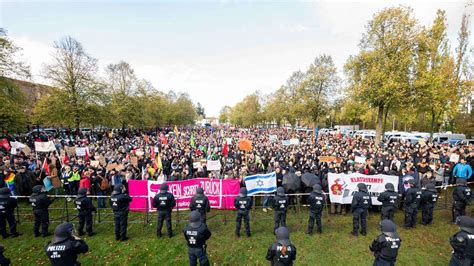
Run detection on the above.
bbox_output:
[176,197,180,225]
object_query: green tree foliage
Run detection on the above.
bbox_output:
[42,36,100,129]
[345,7,419,144]
[229,93,261,127]
[218,106,231,124]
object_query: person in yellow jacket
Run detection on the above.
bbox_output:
[68,167,81,196]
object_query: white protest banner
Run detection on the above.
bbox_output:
[450,153,460,163]
[327,173,399,205]
[76,147,87,157]
[207,160,221,171]
[269,135,278,142]
[35,141,56,152]
[289,138,300,145]
[355,156,366,164]
[282,140,291,146]
[193,162,201,169]
[10,141,26,155]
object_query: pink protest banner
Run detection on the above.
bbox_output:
[128,178,240,212]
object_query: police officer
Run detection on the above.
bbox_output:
[377,183,399,221]
[273,187,289,233]
[152,183,176,238]
[351,183,372,236]
[307,184,325,235]
[452,178,472,223]
[0,245,10,266]
[234,187,252,237]
[110,184,132,241]
[183,211,212,266]
[45,222,89,266]
[190,187,210,224]
[75,188,96,237]
[369,219,401,266]
[0,188,21,238]
[404,179,422,229]
[30,185,53,237]
[266,227,297,266]
[449,216,474,266]
[421,183,438,226]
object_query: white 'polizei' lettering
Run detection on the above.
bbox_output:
[47,245,66,252]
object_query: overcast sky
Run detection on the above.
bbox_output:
[1,0,471,116]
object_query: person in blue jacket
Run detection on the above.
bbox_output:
[453,158,473,181]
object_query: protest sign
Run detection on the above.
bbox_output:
[66,147,76,156]
[269,135,278,142]
[35,141,56,152]
[76,147,87,157]
[450,153,460,163]
[355,156,366,164]
[289,138,300,145]
[90,160,100,167]
[207,160,221,171]
[328,173,399,205]
[99,156,107,166]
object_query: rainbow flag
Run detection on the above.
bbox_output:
[4,173,15,190]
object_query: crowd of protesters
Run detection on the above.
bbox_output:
[0,127,473,210]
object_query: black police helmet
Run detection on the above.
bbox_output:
[0,187,11,199]
[385,183,395,192]
[380,219,397,238]
[277,187,285,196]
[357,183,368,192]
[456,179,467,185]
[113,184,123,194]
[457,216,474,234]
[160,183,169,192]
[78,188,87,197]
[275,227,291,246]
[425,183,437,192]
[196,187,204,195]
[239,187,247,197]
[32,185,44,194]
[313,184,322,193]
[189,210,202,228]
[52,222,74,244]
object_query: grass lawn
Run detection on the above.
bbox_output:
[1,197,468,265]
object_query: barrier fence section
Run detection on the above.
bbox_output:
[10,182,469,227]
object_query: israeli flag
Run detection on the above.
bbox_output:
[244,172,277,195]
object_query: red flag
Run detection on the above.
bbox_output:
[223,142,228,156]
[85,148,89,162]
[151,147,155,160]
[63,153,69,165]
[0,139,10,151]
[42,158,49,175]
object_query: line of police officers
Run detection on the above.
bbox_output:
[0,180,471,265]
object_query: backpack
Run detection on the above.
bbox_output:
[99,176,110,190]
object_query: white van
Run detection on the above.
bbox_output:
[433,133,466,144]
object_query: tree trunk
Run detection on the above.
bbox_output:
[375,105,384,146]
[430,109,436,140]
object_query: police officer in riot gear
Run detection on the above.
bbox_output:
[377,183,399,221]
[266,227,297,266]
[30,185,54,237]
[0,187,21,238]
[307,184,325,235]
[351,183,372,236]
[152,183,176,238]
[0,245,10,266]
[421,183,438,226]
[234,187,252,237]
[110,184,132,241]
[369,219,401,266]
[404,179,422,229]
[45,222,89,266]
[273,187,289,233]
[183,211,212,266]
[450,216,474,266]
[75,188,96,236]
[190,187,210,224]
[452,179,471,223]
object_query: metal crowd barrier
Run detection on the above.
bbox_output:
[9,182,468,228]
